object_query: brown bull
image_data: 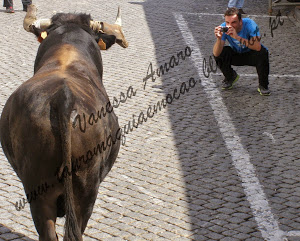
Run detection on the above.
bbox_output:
[0,5,128,241]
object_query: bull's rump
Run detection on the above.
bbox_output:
[0,75,119,201]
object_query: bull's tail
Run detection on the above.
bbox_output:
[50,83,81,241]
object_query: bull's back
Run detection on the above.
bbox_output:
[0,74,118,191]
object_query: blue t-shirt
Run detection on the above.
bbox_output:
[221,18,265,53]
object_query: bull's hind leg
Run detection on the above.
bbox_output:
[80,191,99,233]
[30,200,58,241]
[71,182,99,235]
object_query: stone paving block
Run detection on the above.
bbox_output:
[110,223,133,233]
[287,237,300,241]
[0,233,21,240]
[233,232,251,240]
[208,224,227,234]
[220,237,240,241]
[245,237,263,241]
[17,230,35,239]
[85,232,112,240]
[171,237,191,241]
[204,231,225,240]
[140,232,158,240]
[126,227,147,237]
[82,236,98,241]
[0,228,9,235]
[157,230,181,239]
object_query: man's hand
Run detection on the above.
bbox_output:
[214,26,223,39]
[213,26,225,57]
[226,26,238,39]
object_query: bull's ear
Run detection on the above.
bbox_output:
[96,33,116,50]
[32,26,48,43]
[37,31,48,43]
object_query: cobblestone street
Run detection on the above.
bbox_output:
[0,0,300,240]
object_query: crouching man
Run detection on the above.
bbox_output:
[213,7,270,96]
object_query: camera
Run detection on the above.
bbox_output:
[220,26,229,33]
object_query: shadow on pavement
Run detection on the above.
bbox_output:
[135,0,265,240]
[0,224,35,241]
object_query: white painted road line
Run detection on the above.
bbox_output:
[173,12,287,241]
[212,73,300,79]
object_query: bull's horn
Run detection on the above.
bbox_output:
[23,4,37,32]
[23,4,51,32]
[32,19,52,30]
[115,6,122,26]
